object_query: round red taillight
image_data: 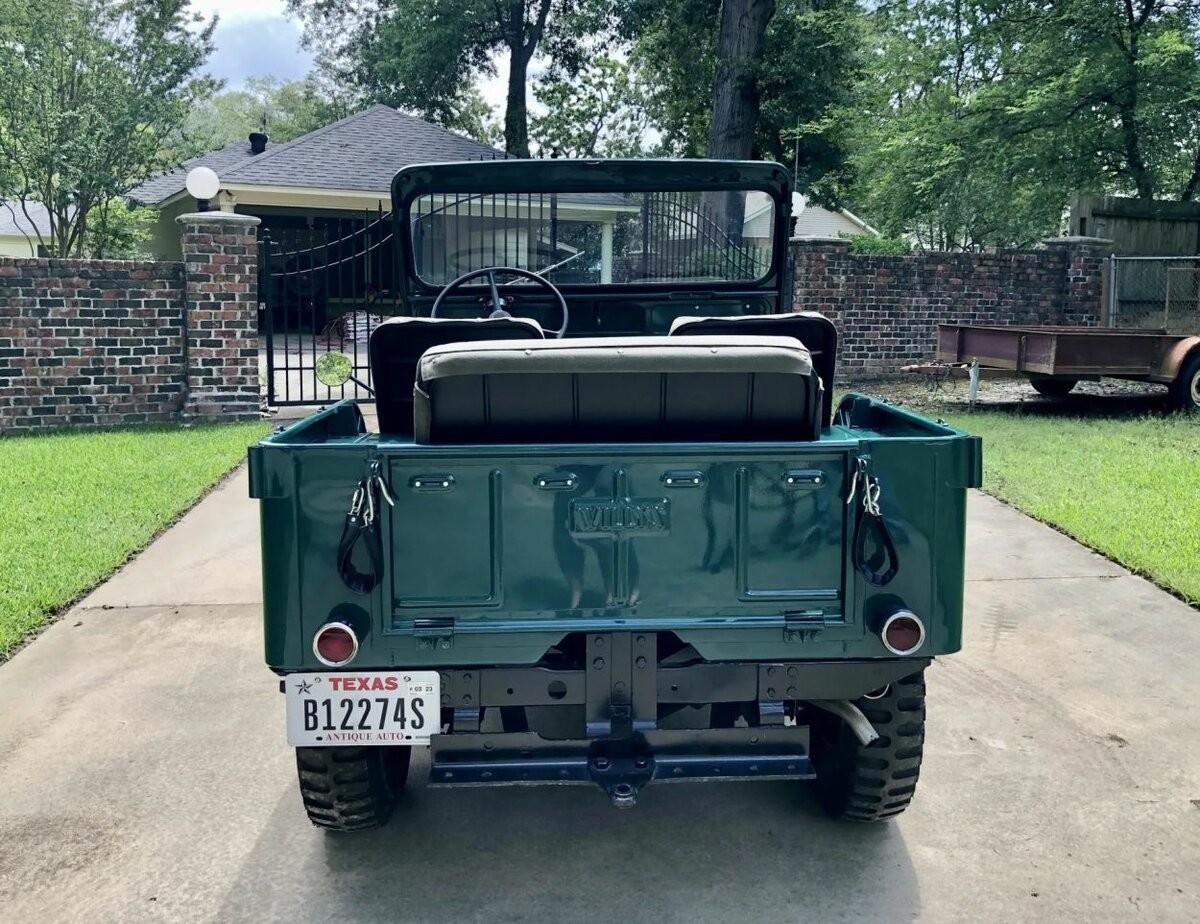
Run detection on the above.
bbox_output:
[882,611,925,656]
[313,622,358,666]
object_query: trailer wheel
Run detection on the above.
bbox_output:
[295,745,411,832]
[810,670,925,822]
[1168,351,1200,411]
[1030,377,1077,397]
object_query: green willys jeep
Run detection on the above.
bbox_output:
[249,160,981,831]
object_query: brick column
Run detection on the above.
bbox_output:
[177,211,261,420]
[1042,236,1113,327]
[790,236,851,314]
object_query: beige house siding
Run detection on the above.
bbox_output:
[792,205,872,238]
[0,235,36,257]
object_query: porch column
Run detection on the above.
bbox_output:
[601,221,614,284]
[177,211,262,421]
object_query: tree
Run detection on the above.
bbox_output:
[981,0,1200,201]
[625,0,861,188]
[531,56,653,157]
[826,0,1079,248]
[0,0,216,257]
[287,0,614,156]
[183,77,351,153]
[834,1,1200,248]
[708,0,776,162]
[87,199,157,260]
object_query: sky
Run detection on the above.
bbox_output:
[190,0,509,110]
[192,0,314,86]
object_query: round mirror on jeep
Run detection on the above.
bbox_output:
[315,351,352,387]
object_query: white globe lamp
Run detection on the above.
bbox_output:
[185,167,221,211]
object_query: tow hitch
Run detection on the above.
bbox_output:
[590,755,654,808]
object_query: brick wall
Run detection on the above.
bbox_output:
[0,259,186,432]
[790,236,1110,379]
[0,210,261,434]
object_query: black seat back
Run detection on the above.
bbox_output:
[369,316,545,434]
[669,312,837,426]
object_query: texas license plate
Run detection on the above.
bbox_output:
[285,671,440,747]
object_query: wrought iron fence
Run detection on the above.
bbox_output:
[258,186,771,406]
[259,207,399,406]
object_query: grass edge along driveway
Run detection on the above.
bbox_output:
[0,421,270,659]
[943,409,1199,607]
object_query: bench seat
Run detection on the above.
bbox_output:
[413,335,823,444]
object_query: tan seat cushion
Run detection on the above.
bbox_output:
[414,335,823,444]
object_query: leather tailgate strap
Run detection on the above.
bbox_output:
[336,468,394,595]
[848,456,899,587]
[853,500,899,587]
[338,503,383,594]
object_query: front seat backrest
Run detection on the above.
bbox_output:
[669,312,837,426]
[369,316,545,434]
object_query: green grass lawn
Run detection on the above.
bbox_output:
[839,381,1199,604]
[944,410,1199,603]
[0,421,270,658]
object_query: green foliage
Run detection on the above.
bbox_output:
[287,0,613,154]
[532,56,653,157]
[841,232,910,255]
[624,0,862,190]
[833,0,1200,249]
[182,77,350,153]
[86,200,156,260]
[0,421,270,659]
[0,0,216,257]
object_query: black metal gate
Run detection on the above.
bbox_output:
[259,208,401,406]
[258,189,769,406]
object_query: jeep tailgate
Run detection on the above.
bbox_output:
[383,449,849,628]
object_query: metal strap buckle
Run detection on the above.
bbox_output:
[847,456,883,517]
[348,483,366,518]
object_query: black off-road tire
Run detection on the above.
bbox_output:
[1030,377,1078,397]
[1168,351,1200,411]
[295,745,411,832]
[810,670,925,822]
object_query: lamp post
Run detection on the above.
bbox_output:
[185,166,221,212]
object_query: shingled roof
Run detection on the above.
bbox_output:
[129,105,506,206]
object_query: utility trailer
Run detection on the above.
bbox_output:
[925,323,1200,408]
[250,159,982,831]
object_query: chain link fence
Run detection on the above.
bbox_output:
[1108,256,1200,332]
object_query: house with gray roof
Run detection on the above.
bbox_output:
[0,201,54,257]
[130,104,512,259]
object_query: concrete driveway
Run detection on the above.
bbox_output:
[0,473,1197,923]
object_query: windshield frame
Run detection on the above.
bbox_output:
[391,159,792,306]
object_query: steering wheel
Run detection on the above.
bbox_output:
[430,266,570,338]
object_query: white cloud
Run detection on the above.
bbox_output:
[191,0,313,88]
[192,0,291,24]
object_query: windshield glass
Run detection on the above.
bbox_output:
[409,189,776,287]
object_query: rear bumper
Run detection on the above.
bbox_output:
[430,727,815,805]
[424,636,929,803]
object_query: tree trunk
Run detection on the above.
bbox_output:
[1180,146,1200,202]
[1116,11,1154,199]
[505,47,532,158]
[706,0,776,239]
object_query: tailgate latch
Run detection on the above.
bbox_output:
[784,610,832,643]
[412,617,454,650]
